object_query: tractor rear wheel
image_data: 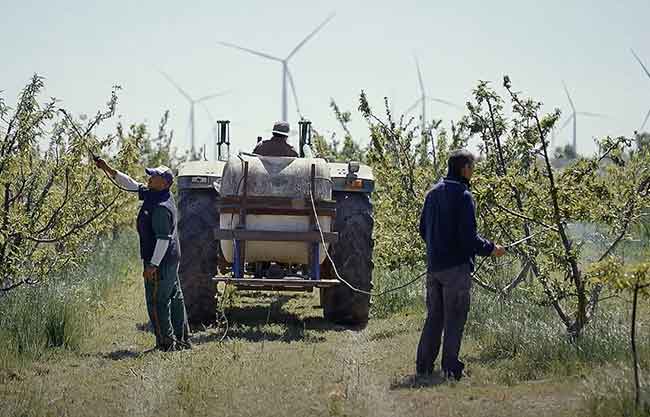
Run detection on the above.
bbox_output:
[177,189,221,325]
[320,192,374,326]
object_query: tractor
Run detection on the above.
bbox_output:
[175,120,374,326]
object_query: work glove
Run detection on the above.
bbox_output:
[491,245,506,257]
[94,157,109,171]
[143,265,160,282]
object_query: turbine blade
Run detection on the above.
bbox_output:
[405,98,423,115]
[217,41,283,62]
[558,114,574,132]
[286,67,302,118]
[577,111,607,118]
[160,71,191,101]
[562,81,576,112]
[196,90,230,103]
[414,55,425,94]
[429,97,462,110]
[631,49,650,79]
[286,13,335,60]
[640,107,650,132]
[200,103,215,125]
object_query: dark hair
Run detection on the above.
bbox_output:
[447,149,475,178]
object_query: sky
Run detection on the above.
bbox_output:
[2,0,649,159]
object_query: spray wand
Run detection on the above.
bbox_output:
[503,229,546,251]
[58,109,136,193]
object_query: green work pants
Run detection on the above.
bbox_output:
[144,259,189,348]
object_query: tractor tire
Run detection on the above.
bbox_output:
[177,188,221,325]
[320,192,374,326]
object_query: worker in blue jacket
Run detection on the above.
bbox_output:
[416,149,505,380]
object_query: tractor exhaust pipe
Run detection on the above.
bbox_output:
[216,120,230,161]
[298,119,312,158]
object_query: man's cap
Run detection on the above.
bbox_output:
[145,165,174,183]
[271,121,290,137]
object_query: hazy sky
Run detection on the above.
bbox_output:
[2,0,649,158]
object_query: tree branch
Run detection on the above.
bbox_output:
[493,202,559,232]
[537,272,572,327]
[33,168,72,235]
[21,194,119,243]
[503,262,531,294]
[505,84,585,332]
[472,275,500,293]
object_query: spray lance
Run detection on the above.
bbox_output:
[58,109,136,193]
[470,228,548,282]
[503,230,544,251]
[307,182,549,297]
[359,231,543,297]
[58,109,102,161]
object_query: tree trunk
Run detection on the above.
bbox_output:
[631,281,641,409]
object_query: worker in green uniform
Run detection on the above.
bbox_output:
[95,158,191,351]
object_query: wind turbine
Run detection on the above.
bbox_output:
[160,71,228,157]
[559,82,606,155]
[405,55,461,138]
[631,49,650,132]
[404,56,460,164]
[201,104,220,161]
[218,13,335,122]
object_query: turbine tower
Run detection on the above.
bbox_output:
[160,71,227,157]
[631,49,650,132]
[560,82,606,155]
[405,55,460,139]
[201,104,220,161]
[218,13,335,122]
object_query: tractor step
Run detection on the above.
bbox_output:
[213,277,340,292]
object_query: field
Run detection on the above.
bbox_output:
[1,234,647,417]
[2,75,650,417]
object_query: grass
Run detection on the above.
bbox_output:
[466,290,649,383]
[370,261,650,414]
[580,367,650,417]
[1,233,649,416]
[1,273,648,416]
[370,264,426,318]
[0,231,139,365]
[0,280,586,417]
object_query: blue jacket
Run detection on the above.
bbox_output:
[419,176,494,272]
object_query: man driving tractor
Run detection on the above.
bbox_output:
[253,121,298,157]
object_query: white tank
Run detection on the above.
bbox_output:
[219,154,332,264]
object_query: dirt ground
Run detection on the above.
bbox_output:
[0,271,590,417]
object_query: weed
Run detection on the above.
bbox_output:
[370,264,426,318]
[467,289,648,383]
[0,232,139,364]
[581,367,650,417]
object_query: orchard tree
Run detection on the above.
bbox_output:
[357,94,467,270]
[313,99,366,163]
[462,77,650,338]
[353,78,650,339]
[0,75,139,293]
